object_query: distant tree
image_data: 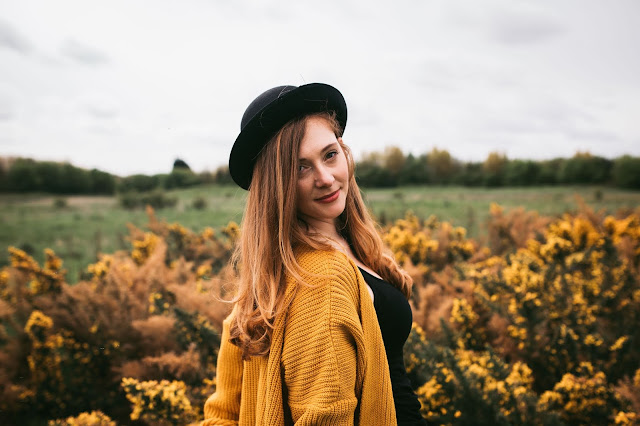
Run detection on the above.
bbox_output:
[360,151,384,167]
[356,151,394,187]
[173,158,191,171]
[536,159,562,185]
[612,155,640,189]
[426,148,456,184]
[0,159,6,191]
[118,174,161,192]
[383,146,406,178]
[6,158,41,192]
[504,160,540,186]
[35,161,63,193]
[453,162,484,187]
[198,170,216,185]
[163,169,201,189]
[398,153,429,185]
[356,151,395,187]
[558,151,612,184]
[212,166,233,185]
[60,163,91,194]
[89,169,116,194]
[483,152,508,187]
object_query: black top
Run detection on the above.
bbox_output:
[358,267,427,426]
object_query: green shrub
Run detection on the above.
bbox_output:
[117,174,161,193]
[191,196,207,210]
[612,155,640,189]
[53,198,68,209]
[557,153,612,184]
[163,170,201,189]
[118,190,177,210]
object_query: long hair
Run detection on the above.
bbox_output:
[229,112,412,359]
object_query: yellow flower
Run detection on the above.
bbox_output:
[47,410,116,426]
[131,232,159,265]
[608,336,628,352]
[196,264,212,279]
[201,227,215,240]
[614,411,637,425]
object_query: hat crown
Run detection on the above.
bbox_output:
[230,83,347,190]
[240,85,297,131]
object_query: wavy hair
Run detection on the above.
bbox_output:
[229,112,412,359]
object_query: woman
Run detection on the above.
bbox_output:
[202,83,426,425]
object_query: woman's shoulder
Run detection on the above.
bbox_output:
[294,247,357,279]
[290,247,361,299]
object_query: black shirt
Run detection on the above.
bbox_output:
[359,267,427,426]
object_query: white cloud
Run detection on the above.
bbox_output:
[0,0,638,176]
[60,39,109,65]
[0,19,32,54]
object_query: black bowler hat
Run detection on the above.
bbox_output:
[229,83,347,190]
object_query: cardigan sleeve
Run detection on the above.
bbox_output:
[201,316,243,426]
[281,252,364,425]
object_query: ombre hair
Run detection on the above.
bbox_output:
[229,112,412,359]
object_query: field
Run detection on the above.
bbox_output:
[1,185,639,282]
[1,184,640,424]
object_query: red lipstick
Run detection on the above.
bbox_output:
[315,189,340,203]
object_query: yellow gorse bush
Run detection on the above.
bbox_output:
[383,212,474,271]
[7,246,66,297]
[1,204,639,424]
[48,410,116,426]
[121,377,195,425]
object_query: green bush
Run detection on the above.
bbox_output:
[356,162,396,187]
[118,190,177,210]
[504,160,540,186]
[557,154,612,184]
[3,159,115,194]
[213,166,234,185]
[89,169,116,194]
[612,155,640,189]
[117,174,161,193]
[53,198,68,209]
[453,163,484,187]
[191,196,207,210]
[163,169,201,189]
[6,158,42,191]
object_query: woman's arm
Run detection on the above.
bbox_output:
[201,316,243,426]
[281,253,364,425]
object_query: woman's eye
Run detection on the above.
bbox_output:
[326,150,338,160]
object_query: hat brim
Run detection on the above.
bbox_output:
[229,83,347,190]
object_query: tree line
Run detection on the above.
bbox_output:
[1,149,639,195]
[356,147,640,189]
[0,157,232,195]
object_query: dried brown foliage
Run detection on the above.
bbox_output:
[487,203,551,255]
[411,266,473,338]
[0,210,234,424]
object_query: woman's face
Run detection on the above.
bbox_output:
[295,116,349,229]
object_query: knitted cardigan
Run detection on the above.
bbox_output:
[201,249,397,425]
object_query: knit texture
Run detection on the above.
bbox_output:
[202,249,397,425]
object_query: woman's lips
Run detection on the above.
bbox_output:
[315,189,340,203]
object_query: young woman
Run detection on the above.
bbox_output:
[202,83,426,425]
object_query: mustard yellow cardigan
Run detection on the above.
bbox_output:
[201,249,397,425]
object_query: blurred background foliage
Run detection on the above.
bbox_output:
[2,149,640,195]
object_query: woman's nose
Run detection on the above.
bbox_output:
[314,165,335,187]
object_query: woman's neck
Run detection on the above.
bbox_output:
[301,216,342,242]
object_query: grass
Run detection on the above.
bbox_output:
[1,184,638,283]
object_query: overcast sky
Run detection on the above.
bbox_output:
[1,0,639,176]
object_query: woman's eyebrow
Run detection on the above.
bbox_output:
[299,142,338,161]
